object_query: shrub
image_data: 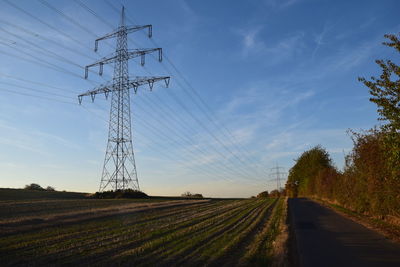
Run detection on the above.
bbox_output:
[284,33,400,222]
[92,189,149,199]
[285,130,399,219]
[343,129,399,217]
[24,183,45,191]
[181,192,203,198]
[286,146,334,197]
[257,191,269,198]
[269,190,280,198]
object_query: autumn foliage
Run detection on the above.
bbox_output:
[286,33,400,221]
[286,131,399,220]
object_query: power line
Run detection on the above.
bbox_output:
[78,7,169,192]
[0,27,111,83]
[37,0,114,51]
[73,0,115,29]
[70,1,265,181]
[269,164,287,191]
[0,64,262,185]
[50,0,269,182]
[87,102,262,186]
[0,42,94,83]
[3,0,94,53]
[0,86,76,105]
[102,0,270,178]
[0,72,79,94]
[0,80,73,100]
[134,95,263,182]
[0,1,271,189]
[0,26,256,184]
[0,18,97,60]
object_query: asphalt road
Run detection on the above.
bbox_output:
[289,198,400,267]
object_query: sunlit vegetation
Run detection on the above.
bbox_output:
[286,33,400,228]
[0,189,286,266]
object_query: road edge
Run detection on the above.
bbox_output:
[311,198,400,244]
[286,198,301,267]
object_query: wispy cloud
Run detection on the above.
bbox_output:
[32,130,80,150]
[329,41,378,72]
[264,0,302,9]
[311,24,327,60]
[237,27,305,63]
[168,0,200,35]
[237,26,264,57]
[243,28,261,49]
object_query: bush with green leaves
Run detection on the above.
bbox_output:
[286,146,335,198]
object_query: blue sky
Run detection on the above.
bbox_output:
[0,0,399,197]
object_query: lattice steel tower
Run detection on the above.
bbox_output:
[78,7,170,192]
[270,164,286,191]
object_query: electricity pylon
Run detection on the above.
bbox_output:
[78,7,170,192]
[269,164,286,192]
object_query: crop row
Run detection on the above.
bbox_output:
[0,198,285,266]
[0,198,171,222]
[0,200,241,265]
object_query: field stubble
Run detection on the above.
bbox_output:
[0,195,286,266]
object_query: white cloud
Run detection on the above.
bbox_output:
[237,27,305,63]
[32,130,80,150]
[243,28,260,49]
[264,0,302,9]
[312,24,327,60]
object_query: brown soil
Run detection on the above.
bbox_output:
[0,200,209,235]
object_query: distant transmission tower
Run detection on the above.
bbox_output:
[270,164,286,192]
[78,7,170,192]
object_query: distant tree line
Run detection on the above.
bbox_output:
[256,189,284,198]
[286,33,400,221]
[181,191,203,198]
[24,183,55,191]
[92,189,149,199]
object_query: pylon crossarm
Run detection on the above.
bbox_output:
[79,6,167,192]
[85,48,162,79]
[84,55,117,78]
[128,48,162,66]
[129,76,170,93]
[78,83,114,104]
[94,25,152,52]
[126,25,152,37]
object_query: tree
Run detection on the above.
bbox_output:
[269,189,280,198]
[24,183,45,191]
[181,191,203,198]
[359,33,400,132]
[359,33,400,177]
[46,186,55,191]
[257,191,269,198]
[286,146,334,197]
[181,191,192,197]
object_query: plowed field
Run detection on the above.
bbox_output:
[0,194,285,266]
